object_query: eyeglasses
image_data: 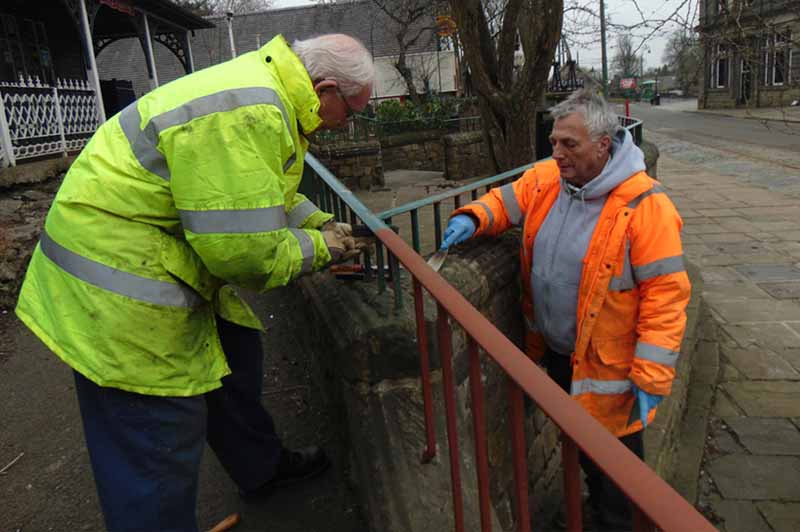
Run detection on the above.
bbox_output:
[335,87,356,118]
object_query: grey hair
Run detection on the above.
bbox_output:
[548,88,620,141]
[292,34,374,97]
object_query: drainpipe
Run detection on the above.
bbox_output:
[78,0,106,123]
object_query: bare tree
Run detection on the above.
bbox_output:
[173,0,272,16]
[370,0,448,105]
[662,29,700,95]
[611,34,642,77]
[448,0,562,172]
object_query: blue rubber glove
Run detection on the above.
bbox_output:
[441,215,476,250]
[632,384,664,428]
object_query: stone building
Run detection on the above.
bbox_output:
[698,0,799,108]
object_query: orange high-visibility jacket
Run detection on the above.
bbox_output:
[454,159,691,436]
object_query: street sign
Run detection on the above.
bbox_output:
[620,78,637,89]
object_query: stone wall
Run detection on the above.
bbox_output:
[299,235,566,531]
[297,224,705,532]
[380,130,446,172]
[310,141,384,190]
[443,131,494,181]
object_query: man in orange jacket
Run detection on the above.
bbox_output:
[441,89,690,530]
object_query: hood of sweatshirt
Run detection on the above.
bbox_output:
[530,128,646,355]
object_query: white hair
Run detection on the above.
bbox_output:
[548,88,620,141]
[292,34,374,97]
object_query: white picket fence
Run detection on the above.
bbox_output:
[0,76,101,167]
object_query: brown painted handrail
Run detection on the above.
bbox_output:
[373,227,715,532]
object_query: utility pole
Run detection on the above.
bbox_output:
[599,0,608,97]
[226,1,236,59]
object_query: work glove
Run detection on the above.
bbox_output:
[322,220,353,237]
[323,228,361,264]
[440,215,476,250]
[631,384,664,428]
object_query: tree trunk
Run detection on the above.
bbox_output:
[395,50,422,105]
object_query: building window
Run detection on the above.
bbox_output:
[712,44,729,88]
[764,30,791,86]
[0,13,54,84]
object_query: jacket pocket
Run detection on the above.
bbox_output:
[590,336,635,369]
[159,232,221,302]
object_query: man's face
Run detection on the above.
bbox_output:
[315,80,372,130]
[549,112,611,186]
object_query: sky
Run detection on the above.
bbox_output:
[270,0,697,75]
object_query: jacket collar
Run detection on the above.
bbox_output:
[259,35,322,134]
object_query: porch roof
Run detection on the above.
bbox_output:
[93,0,214,38]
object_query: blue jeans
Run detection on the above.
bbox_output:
[74,319,282,532]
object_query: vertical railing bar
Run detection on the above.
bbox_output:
[467,337,492,532]
[562,435,583,532]
[363,247,373,281]
[349,207,356,225]
[333,190,342,220]
[414,277,436,463]
[508,378,531,532]
[387,219,402,310]
[437,303,465,532]
[471,189,478,201]
[52,86,67,157]
[375,240,386,293]
[433,202,442,250]
[410,209,421,254]
[454,193,461,210]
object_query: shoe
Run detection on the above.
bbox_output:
[240,446,331,500]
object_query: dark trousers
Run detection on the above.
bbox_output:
[74,318,282,532]
[544,351,643,526]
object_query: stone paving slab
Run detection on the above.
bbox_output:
[734,264,800,282]
[712,391,744,418]
[722,381,800,417]
[720,347,800,380]
[723,417,800,455]
[756,502,800,532]
[712,299,800,323]
[758,281,800,299]
[713,500,771,532]
[721,322,800,350]
[781,349,800,372]
[708,455,800,500]
[701,283,769,300]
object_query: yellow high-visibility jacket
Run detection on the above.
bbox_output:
[16,35,333,396]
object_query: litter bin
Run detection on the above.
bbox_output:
[650,94,661,106]
[100,78,136,117]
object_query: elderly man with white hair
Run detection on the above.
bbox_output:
[441,89,690,530]
[16,33,374,530]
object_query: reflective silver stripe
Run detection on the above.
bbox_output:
[571,379,632,396]
[287,200,319,228]
[627,183,665,209]
[500,183,522,226]
[120,87,290,181]
[119,103,171,181]
[289,228,315,274]
[633,254,685,282]
[635,342,680,367]
[39,231,202,308]
[283,153,297,173]
[471,201,495,230]
[609,239,635,291]
[180,206,287,234]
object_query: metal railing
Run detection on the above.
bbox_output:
[306,115,645,311]
[0,76,100,167]
[300,146,714,531]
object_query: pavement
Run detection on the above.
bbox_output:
[645,128,800,532]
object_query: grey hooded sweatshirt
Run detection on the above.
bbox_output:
[531,128,646,355]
